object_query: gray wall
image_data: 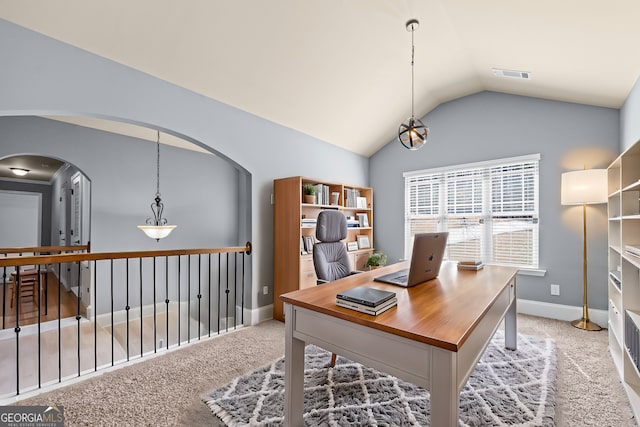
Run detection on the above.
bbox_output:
[3,17,623,315]
[0,117,240,251]
[621,76,640,152]
[0,116,243,314]
[0,19,369,314]
[370,92,619,311]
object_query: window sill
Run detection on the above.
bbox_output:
[516,268,546,277]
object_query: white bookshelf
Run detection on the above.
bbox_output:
[608,140,640,419]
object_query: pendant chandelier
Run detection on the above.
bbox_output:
[398,19,428,150]
[137,130,176,241]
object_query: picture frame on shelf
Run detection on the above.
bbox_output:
[357,235,370,249]
[357,213,369,228]
[356,197,367,209]
[347,241,358,251]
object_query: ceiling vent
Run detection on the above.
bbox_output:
[492,68,531,80]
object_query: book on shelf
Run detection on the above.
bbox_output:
[344,188,361,208]
[347,219,360,228]
[609,271,622,288]
[301,218,317,228]
[336,297,397,316]
[625,244,640,258]
[457,260,484,270]
[625,312,640,372]
[313,183,330,205]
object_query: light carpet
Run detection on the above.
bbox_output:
[205,331,556,426]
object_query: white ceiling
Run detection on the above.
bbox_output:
[2,0,640,157]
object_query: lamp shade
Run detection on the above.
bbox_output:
[137,225,176,240]
[561,169,608,205]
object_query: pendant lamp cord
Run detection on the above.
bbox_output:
[156,130,161,198]
[411,25,415,119]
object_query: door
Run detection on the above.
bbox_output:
[0,191,40,247]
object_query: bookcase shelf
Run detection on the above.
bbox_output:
[273,176,375,321]
[608,140,640,420]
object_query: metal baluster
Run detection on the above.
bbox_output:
[225,253,229,333]
[139,258,143,357]
[125,259,130,361]
[15,266,21,395]
[217,254,221,335]
[94,260,97,371]
[241,252,246,325]
[153,257,157,354]
[178,256,181,347]
[233,253,237,330]
[165,256,169,350]
[57,262,62,383]
[110,260,114,367]
[2,263,6,329]
[76,261,81,376]
[197,254,202,340]
[187,255,191,343]
[208,254,211,337]
[37,264,42,388]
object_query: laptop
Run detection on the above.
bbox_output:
[374,232,448,287]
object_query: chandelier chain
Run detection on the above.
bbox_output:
[411,27,415,119]
[156,130,161,197]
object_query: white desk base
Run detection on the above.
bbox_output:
[284,280,517,426]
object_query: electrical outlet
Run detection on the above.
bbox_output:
[263,286,269,295]
[550,284,560,296]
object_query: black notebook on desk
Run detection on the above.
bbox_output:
[336,286,395,308]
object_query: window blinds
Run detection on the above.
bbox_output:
[404,154,540,269]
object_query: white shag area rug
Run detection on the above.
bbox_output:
[205,331,556,426]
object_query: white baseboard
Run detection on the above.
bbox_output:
[517,299,608,327]
[245,304,274,325]
[245,301,609,328]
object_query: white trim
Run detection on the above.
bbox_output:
[403,153,541,178]
[245,304,274,325]
[517,298,608,326]
[517,268,547,277]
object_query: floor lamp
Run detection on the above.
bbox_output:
[561,168,608,331]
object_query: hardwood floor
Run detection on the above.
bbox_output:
[0,272,79,330]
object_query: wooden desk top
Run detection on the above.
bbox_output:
[280,261,518,352]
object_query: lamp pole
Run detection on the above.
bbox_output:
[571,202,602,330]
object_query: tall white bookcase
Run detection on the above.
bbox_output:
[608,140,640,419]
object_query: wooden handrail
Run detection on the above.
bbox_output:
[0,242,252,268]
[0,244,90,255]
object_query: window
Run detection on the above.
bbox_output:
[404,154,539,269]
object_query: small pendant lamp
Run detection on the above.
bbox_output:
[137,130,177,241]
[398,19,428,150]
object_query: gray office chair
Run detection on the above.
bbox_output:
[313,210,356,284]
[313,210,359,367]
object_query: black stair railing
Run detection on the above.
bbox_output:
[0,243,251,399]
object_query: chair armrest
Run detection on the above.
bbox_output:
[316,279,330,285]
[350,270,365,275]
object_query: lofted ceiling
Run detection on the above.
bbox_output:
[1,0,640,157]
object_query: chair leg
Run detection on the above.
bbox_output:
[330,353,337,367]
